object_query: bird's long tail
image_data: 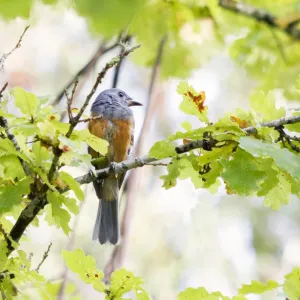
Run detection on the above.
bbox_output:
[92,177,119,245]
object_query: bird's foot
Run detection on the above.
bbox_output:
[109,162,119,178]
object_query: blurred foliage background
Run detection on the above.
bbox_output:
[0,0,300,299]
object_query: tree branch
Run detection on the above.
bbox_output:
[74,114,300,188]
[75,138,218,188]
[0,26,30,71]
[219,0,300,40]
[7,197,47,254]
[244,115,300,134]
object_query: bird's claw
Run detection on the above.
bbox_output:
[109,162,118,178]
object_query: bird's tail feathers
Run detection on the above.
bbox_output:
[92,177,119,245]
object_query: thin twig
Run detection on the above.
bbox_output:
[65,79,79,123]
[147,36,167,101]
[219,0,300,40]
[53,41,120,106]
[0,26,30,70]
[0,82,8,99]
[77,115,103,123]
[275,125,300,152]
[35,242,52,272]
[145,162,168,166]
[112,36,132,88]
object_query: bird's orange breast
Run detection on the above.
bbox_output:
[88,115,134,163]
[111,119,133,162]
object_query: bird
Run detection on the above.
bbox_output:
[88,88,142,245]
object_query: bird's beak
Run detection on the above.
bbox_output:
[127,99,143,107]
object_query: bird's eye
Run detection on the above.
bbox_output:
[118,92,124,97]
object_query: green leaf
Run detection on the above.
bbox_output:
[149,140,177,159]
[37,120,58,141]
[177,81,208,123]
[63,197,79,214]
[178,287,221,300]
[59,171,84,201]
[160,159,181,189]
[239,136,300,179]
[0,155,26,181]
[239,280,279,295]
[31,141,50,166]
[12,87,39,117]
[250,90,285,121]
[71,129,108,155]
[220,148,265,195]
[0,240,8,271]
[0,0,32,19]
[283,267,300,300]
[50,120,70,135]
[181,121,192,131]
[179,157,203,189]
[179,94,208,123]
[257,161,279,197]
[264,172,291,210]
[0,139,23,158]
[296,75,300,91]
[47,191,71,235]
[62,248,105,291]
[110,268,149,300]
[177,81,190,95]
[0,177,32,213]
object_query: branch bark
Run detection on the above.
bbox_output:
[75,113,300,187]
[219,0,300,40]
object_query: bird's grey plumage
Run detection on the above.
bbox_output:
[91,88,134,120]
[89,88,140,245]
